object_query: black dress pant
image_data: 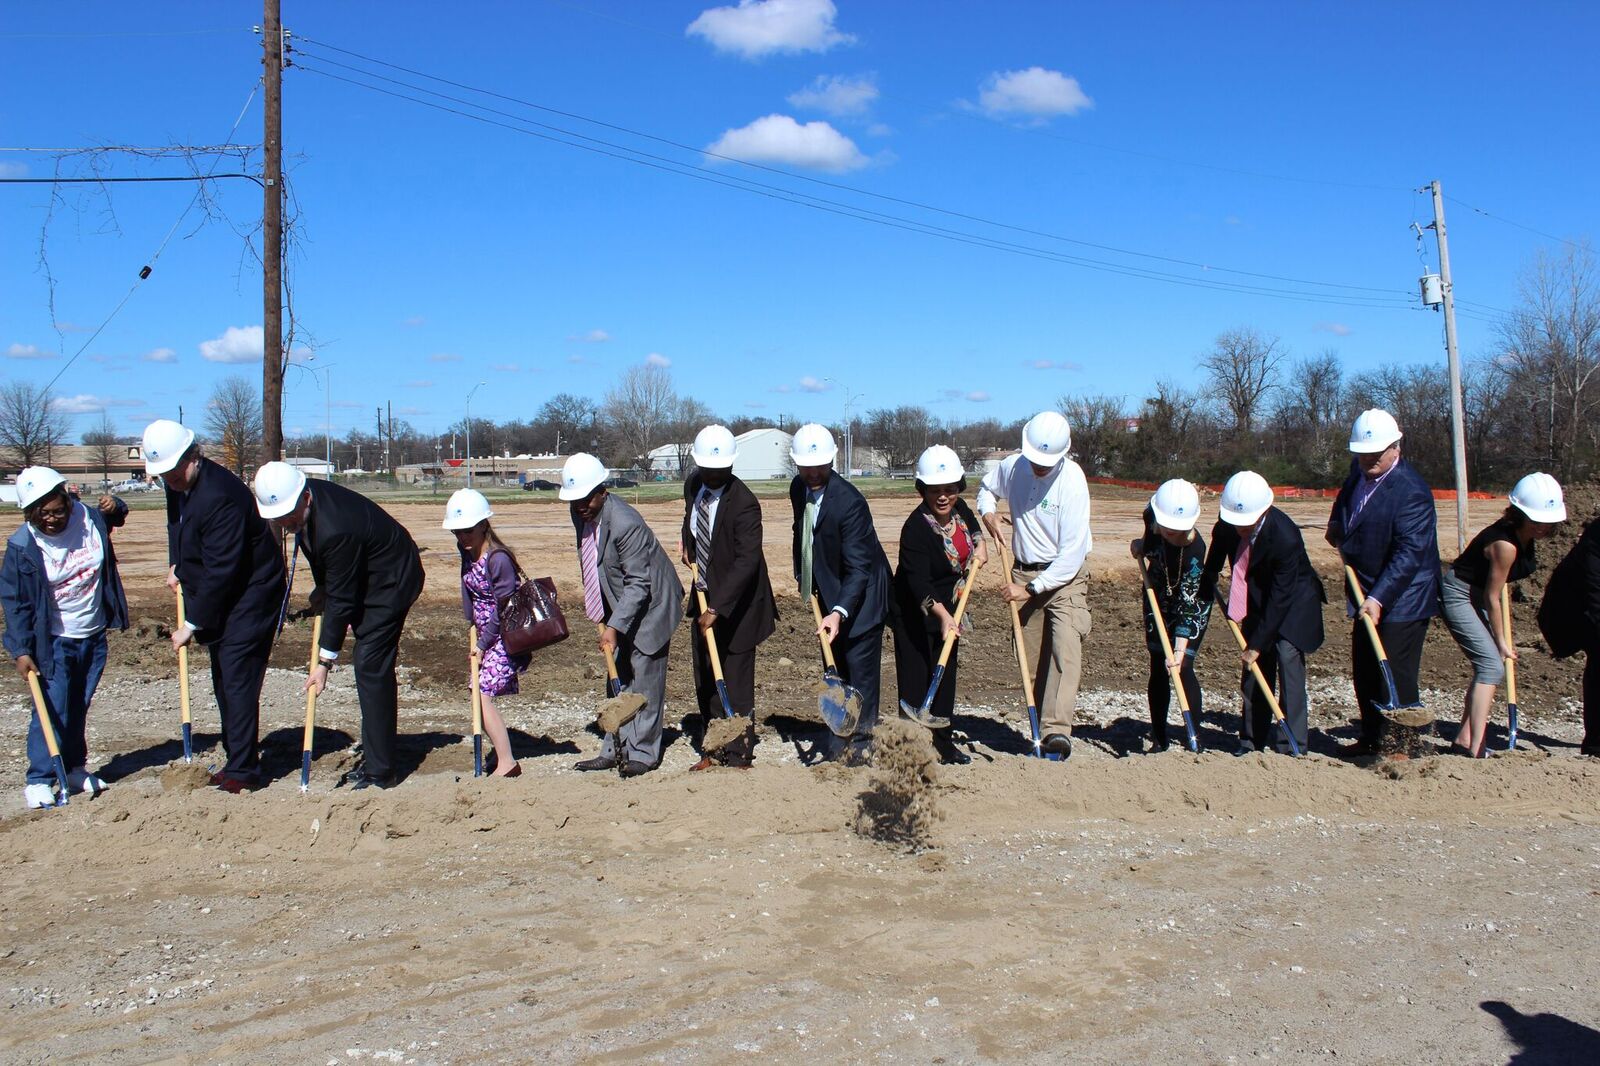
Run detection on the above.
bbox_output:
[351,575,423,779]
[824,623,883,759]
[1351,616,1429,745]
[690,618,757,762]
[892,617,960,723]
[1240,638,1309,754]
[1146,648,1202,744]
[208,631,273,780]
[1583,649,1600,752]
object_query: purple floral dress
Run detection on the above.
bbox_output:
[462,549,529,697]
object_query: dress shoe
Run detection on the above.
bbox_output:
[1337,738,1379,758]
[341,769,396,790]
[932,732,972,765]
[1042,733,1073,759]
[618,760,654,778]
[1233,742,1255,757]
[689,755,716,772]
[574,755,619,772]
[214,774,265,794]
[1149,739,1171,754]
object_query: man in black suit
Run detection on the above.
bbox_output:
[145,419,285,793]
[681,426,778,769]
[788,423,892,763]
[1203,470,1326,755]
[254,461,424,789]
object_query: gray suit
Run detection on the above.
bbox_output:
[574,494,683,765]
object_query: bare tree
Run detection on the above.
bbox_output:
[0,382,70,468]
[862,406,934,473]
[1057,394,1128,476]
[1201,327,1285,435]
[602,363,678,469]
[205,375,264,477]
[668,395,717,476]
[82,409,119,485]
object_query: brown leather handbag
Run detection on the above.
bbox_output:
[498,576,569,655]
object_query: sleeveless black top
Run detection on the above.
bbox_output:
[1451,516,1535,587]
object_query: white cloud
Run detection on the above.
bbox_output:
[567,355,590,365]
[799,375,831,393]
[770,384,792,394]
[51,394,143,415]
[0,162,26,179]
[397,406,427,417]
[788,73,878,116]
[404,379,434,388]
[1027,358,1083,371]
[708,114,867,172]
[744,401,768,409]
[143,347,177,363]
[966,391,991,403]
[198,325,263,364]
[645,352,671,368]
[491,362,520,372]
[429,352,462,363]
[569,328,611,343]
[5,343,54,360]
[1315,322,1353,337]
[687,0,853,60]
[401,315,426,328]
[976,67,1093,121]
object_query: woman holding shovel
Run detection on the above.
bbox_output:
[1440,473,1566,757]
[445,489,529,778]
[1,467,129,808]
[1129,480,1209,753]
[891,446,987,765]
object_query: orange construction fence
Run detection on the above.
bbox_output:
[1086,476,1494,501]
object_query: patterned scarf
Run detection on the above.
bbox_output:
[923,509,974,597]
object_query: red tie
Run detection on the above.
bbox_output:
[1228,538,1251,623]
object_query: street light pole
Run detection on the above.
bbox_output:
[465,381,487,488]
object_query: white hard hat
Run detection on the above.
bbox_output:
[1508,472,1567,523]
[15,466,67,510]
[142,418,196,476]
[1348,408,1403,453]
[1020,411,1071,467]
[253,461,308,520]
[1150,478,1201,532]
[915,445,964,485]
[558,452,609,501]
[443,488,494,530]
[789,423,837,466]
[1219,470,1274,526]
[691,424,737,470]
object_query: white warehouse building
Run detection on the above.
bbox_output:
[648,427,794,482]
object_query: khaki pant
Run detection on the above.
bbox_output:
[1014,566,1092,734]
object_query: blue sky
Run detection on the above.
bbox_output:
[3,1,1596,443]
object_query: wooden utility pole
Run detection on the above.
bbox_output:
[1428,180,1470,552]
[261,0,285,466]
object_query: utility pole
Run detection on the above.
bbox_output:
[1427,180,1470,553]
[260,0,286,466]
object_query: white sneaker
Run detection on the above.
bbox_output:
[23,783,57,809]
[67,767,107,795]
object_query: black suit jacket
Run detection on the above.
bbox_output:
[1203,507,1326,655]
[682,472,777,654]
[789,472,890,636]
[298,479,423,656]
[165,457,285,645]
[1538,517,1600,658]
[893,499,981,632]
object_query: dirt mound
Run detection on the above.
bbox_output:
[158,762,212,792]
[702,715,751,753]
[854,719,943,850]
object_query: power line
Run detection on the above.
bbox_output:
[294,36,1412,299]
[3,174,260,186]
[0,144,257,153]
[1444,194,1585,253]
[297,62,1417,312]
[0,27,241,40]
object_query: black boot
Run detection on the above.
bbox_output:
[932,730,972,765]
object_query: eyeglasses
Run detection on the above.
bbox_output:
[34,503,69,520]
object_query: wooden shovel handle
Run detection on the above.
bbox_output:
[468,623,483,736]
[597,622,622,683]
[1140,555,1190,713]
[934,551,984,669]
[689,564,728,683]
[175,586,191,727]
[25,670,63,759]
[1500,585,1518,704]
[303,614,323,748]
[1219,610,1288,724]
[809,594,840,671]
[997,542,1035,694]
[1344,564,1391,661]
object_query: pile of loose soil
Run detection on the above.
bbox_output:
[854,718,943,849]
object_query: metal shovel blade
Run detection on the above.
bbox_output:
[898,698,951,731]
[815,673,862,737]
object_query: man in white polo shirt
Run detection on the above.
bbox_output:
[977,411,1092,759]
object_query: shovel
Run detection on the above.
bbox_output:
[1139,554,1202,753]
[997,542,1051,760]
[469,625,484,777]
[1344,565,1430,729]
[24,669,70,808]
[899,552,984,729]
[1501,585,1519,751]
[175,585,193,763]
[809,594,862,737]
[594,623,647,736]
[1218,605,1301,757]
[690,565,755,758]
[300,614,323,793]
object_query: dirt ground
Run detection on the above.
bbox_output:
[2,487,1598,1063]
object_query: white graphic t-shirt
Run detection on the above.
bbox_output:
[28,501,106,638]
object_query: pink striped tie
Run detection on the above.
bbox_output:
[1227,538,1250,623]
[580,521,605,623]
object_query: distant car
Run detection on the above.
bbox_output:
[522,478,559,491]
[603,476,638,489]
[112,479,153,493]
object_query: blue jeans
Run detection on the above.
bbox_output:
[27,631,107,783]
